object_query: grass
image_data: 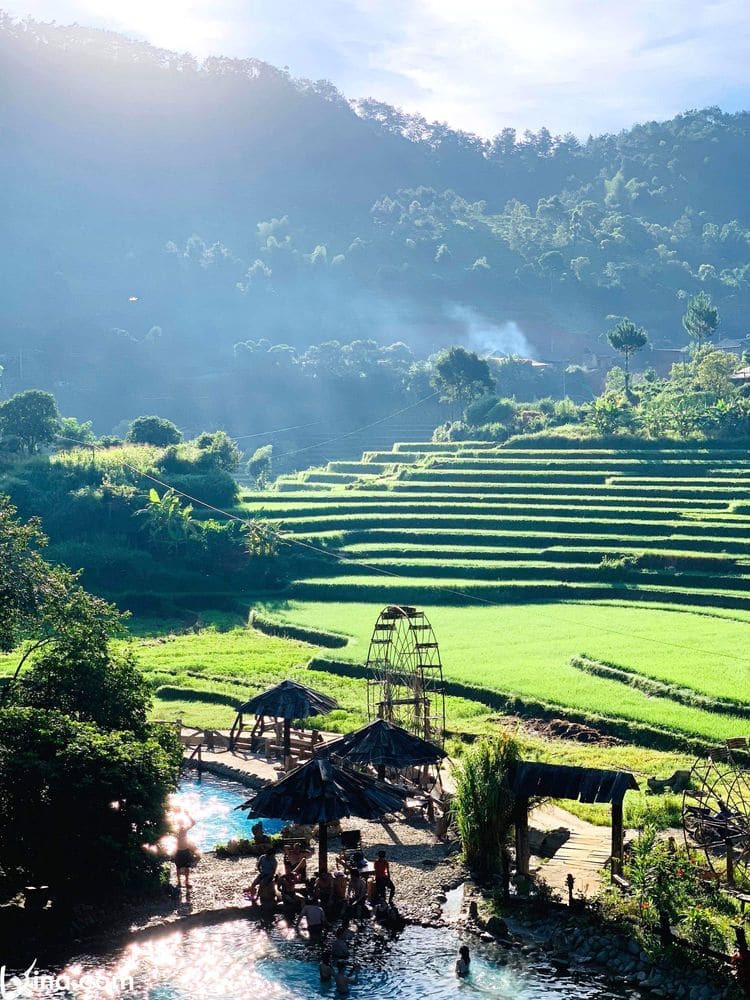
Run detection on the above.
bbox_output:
[259,600,750,743]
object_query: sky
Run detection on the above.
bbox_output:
[8,0,750,137]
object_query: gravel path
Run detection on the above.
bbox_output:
[128,813,464,934]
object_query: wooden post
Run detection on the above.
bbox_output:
[318,821,328,875]
[515,797,530,876]
[611,799,624,877]
[283,718,291,765]
[726,839,736,889]
[377,764,386,781]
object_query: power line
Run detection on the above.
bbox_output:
[272,390,440,461]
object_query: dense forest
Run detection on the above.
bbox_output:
[3,16,750,438]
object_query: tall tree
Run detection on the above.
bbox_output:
[0,389,59,453]
[606,318,649,393]
[430,347,495,408]
[682,291,719,351]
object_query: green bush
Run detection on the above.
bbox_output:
[452,732,519,875]
[0,707,181,901]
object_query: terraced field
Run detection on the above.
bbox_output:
[243,440,750,611]
[236,438,750,750]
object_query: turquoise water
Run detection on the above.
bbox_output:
[54,921,628,998]
[171,774,283,851]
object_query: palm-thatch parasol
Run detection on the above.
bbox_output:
[232,680,338,759]
[317,718,446,778]
[239,757,407,873]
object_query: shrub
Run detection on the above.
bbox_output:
[0,707,181,901]
[127,415,182,447]
[453,732,519,876]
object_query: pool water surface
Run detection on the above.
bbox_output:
[57,920,629,999]
[170,774,283,851]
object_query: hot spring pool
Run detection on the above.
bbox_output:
[170,773,283,851]
[47,920,629,999]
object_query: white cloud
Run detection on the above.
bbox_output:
[7,0,750,136]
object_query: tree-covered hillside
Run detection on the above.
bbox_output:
[3,16,750,432]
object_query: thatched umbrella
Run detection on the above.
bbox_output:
[234,680,338,759]
[318,718,445,778]
[239,757,407,873]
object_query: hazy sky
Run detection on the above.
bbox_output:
[9,0,750,137]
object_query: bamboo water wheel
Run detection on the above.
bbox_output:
[365,605,446,748]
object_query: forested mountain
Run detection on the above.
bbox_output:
[3,16,750,434]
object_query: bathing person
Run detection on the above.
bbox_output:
[455,945,471,978]
[285,840,312,880]
[373,850,395,904]
[319,950,334,982]
[328,870,348,917]
[172,811,199,891]
[299,898,327,934]
[314,869,335,908]
[245,845,278,900]
[258,875,278,920]
[347,869,368,919]
[331,925,350,961]
[335,962,359,996]
[277,871,303,915]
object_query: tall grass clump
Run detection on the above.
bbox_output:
[453,732,519,876]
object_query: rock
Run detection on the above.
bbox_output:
[485,916,509,939]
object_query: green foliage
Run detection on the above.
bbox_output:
[214,834,281,858]
[430,347,495,406]
[0,707,180,901]
[453,732,520,874]
[57,415,95,446]
[606,318,649,391]
[136,487,199,551]
[0,496,55,652]
[248,444,273,488]
[587,392,637,435]
[11,643,151,735]
[0,389,59,453]
[682,291,719,350]
[627,826,699,923]
[194,431,242,472]
[127,415,182,447]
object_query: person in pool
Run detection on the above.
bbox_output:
[319,949,334,982]
[335,961,359,995]
[172,811,200,892]
[455,945,471,978]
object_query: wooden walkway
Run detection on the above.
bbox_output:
[531,804,612,899]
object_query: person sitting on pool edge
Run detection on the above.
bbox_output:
[285,840,313,881]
